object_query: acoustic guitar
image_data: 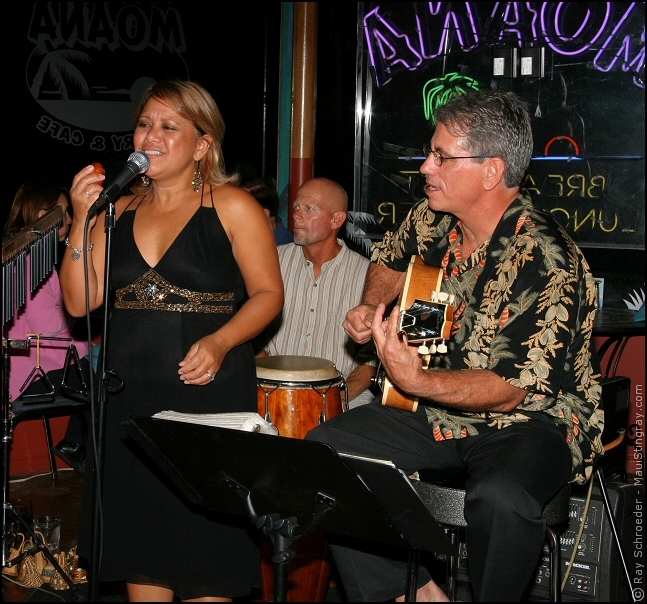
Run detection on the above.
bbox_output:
[376,256,454,412]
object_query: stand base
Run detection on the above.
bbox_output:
[2,506,81,601]
[259,530,332,602]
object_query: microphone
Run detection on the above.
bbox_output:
[87,152,150,218]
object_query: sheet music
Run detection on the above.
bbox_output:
[339,452,396,466]
[151,410,279,435]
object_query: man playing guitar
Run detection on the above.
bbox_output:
[307,90,604,602]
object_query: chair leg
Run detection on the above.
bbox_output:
[595,467,637,602]
[75,409,88,442]
[42,416,59,480]
[405,548,419,602]
[546,526,561,602]
[446,529,460,602]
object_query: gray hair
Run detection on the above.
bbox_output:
[435,90,532,188]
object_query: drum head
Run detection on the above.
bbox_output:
[256,355,340,383]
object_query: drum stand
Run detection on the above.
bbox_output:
[2,338,73,589]
[2,338,86,601]
[224,473,335,601]
[125,415,457,602]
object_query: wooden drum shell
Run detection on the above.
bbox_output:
[255,356,346,602]
[257,378,344,440]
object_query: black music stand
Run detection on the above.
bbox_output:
[125,416,456,602]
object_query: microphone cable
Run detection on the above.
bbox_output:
[81,211,104,583]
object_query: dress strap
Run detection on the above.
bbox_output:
[199,185,214,208]
[122,196,141,212]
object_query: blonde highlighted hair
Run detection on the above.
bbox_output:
[131,80,239,195]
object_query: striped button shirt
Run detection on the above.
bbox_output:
[263,240,376,379]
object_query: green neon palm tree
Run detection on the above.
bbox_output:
[422,73,481,124]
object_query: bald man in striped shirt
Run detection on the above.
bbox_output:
[256,177,377,408]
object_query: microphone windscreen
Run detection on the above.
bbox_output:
[127,152,150,174]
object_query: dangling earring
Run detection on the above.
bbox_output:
[140,174,151,186]
[192,160,203,193]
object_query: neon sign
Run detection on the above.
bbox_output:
[413,2,481,60]
[363,6,423,86]
[540,3,611,55]
[364,2,645,88]
[422,73,480,122]
[593,2,645,87]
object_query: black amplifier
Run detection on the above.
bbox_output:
[455,481,644,601]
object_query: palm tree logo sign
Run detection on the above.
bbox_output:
[422,73,481,124]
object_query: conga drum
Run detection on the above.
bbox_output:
[255,355,347,602]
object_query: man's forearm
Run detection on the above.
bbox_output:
[362,263,405,307]
[346,364,377,401]
[407,367,528,413]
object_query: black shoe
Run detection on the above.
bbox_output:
[53,439,85,475]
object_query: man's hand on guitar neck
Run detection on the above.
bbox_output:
[373,302,529,413]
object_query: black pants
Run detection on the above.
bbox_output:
[306,402,572,601]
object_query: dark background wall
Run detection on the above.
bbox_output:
[4,2,358,227]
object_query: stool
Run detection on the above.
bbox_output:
[412,479,571,601]
[10,394,88,480]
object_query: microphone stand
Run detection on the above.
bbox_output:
[87,198,120,602]
[84,155,148,600]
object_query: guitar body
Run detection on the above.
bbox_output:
[380,256,454,412]
[381,376,421,412]
[400,258,443,317]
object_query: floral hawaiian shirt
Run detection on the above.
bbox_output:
[372,192,604,484]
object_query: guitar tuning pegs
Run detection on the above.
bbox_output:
[430,342,437,354]
[437,292,449,302]
[418,343,430,355]
[431,291,439,302]
[448,294,455,304]
[437,340,447,354]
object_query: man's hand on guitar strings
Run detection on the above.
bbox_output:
[343,303,377,344]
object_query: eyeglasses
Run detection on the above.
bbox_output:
[422,143,493,167]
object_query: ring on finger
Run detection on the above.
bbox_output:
[85,190,91,196]
[205,371,215,382]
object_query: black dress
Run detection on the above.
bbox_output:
[80,199,260,598]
